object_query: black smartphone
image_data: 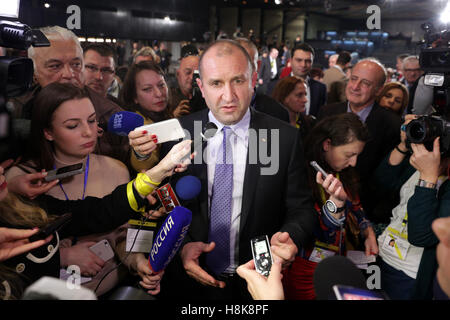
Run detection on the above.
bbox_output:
[44,163,83,182]
[29,213,72,242]
[310,161,328,178]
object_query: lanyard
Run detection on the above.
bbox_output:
[57,155,90,201]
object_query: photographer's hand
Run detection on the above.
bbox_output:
[172,99,191,118]
[410,137,441,183]
[389,114,417,165]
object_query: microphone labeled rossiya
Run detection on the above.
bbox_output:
[107,111,144,136]
[149,206,192,273]
[148,175,201,273]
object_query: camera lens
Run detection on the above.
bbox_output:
[407,121,426,142]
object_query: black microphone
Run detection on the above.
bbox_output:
[188,122,218,162]
[313,255,367,300]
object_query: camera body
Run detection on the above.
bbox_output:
[405,22,450,156]
[406,115,450,156]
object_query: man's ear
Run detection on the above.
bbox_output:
[43,128,54,141]
[251,70,257,88]
[197,77,205,98]
[322,138,331,152]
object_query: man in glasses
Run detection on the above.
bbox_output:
[401,55,423,114]
[11,26,129,166]
[83,44,119,104]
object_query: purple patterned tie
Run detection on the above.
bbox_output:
[206,126,233,276]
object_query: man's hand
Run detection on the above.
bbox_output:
[180,242,226,288]
[410,137,441,183]
[7,171,59,199]
[172,100,191,118]
[236,259,284,300]
[270,232,298,269]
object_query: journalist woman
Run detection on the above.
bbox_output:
[375,114,450,299]
[0,139,191,299]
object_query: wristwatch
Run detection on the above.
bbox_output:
[417,179,437,189]
[325,200,345,214]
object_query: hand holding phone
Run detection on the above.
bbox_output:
[310,161,328,179]
[29,213,72,242]
[44,163,84,182]
[250,235,273,277]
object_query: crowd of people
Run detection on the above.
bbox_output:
[0,24,449,302]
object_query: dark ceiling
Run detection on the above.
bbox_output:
[211,0,443,21]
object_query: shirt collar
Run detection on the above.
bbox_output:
[346,102,374,123]
[208,107,251,140]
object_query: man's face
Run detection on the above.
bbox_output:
[346,61,384,109]
[83,50,115,97]
[396,58,404,72]
[198,46,254,125]
[402,59,423,84]
[291,49,313,78]
[270,49,278,59]
[176,55,199,98]
[33,39,84,88]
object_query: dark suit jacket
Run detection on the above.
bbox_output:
[308,78,327,117]
[317,102,402,222]
[161,108,316,265]
[258,56,281,83]
[252,92,290,123]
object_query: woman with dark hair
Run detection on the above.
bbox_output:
[282,113,378,300]
[5,83,162,297]
[376,82,409,116]
[0,137,191,299]
[272,76,315,140]
[121,61,187,172]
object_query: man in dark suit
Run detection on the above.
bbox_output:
[257,47,281,96]
[236,37,289,123]
[317,58,402,223]
[290,43,327,117]
[160,39,316,300]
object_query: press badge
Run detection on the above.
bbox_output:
[308,241,339,262]
[125,219,158,253]
[382,233,410,260]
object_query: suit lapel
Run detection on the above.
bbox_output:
[239,109,262,233]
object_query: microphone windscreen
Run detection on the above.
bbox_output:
[175,175,201,201]
[313,255,366,300]
[107,111,144,136]
[149,206,192,273]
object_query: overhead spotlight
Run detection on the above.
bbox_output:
[164,15,171,21]
[275,0,282,5]
[44,3,51,8]
[440,1,450,24]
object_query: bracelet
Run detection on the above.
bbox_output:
[134,173,160,195]
[417,179,437,189]
[139,173,160,186]
[133,148,150,161]
[395,145,409,155]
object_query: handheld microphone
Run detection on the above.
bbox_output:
[191,122,218,153]
[184,122,218,163]
[313,255,367,300]
[107,111,144,136]
[154,175,201,213]
[148,206,192,273]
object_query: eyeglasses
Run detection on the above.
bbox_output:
[85,64,115,75]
